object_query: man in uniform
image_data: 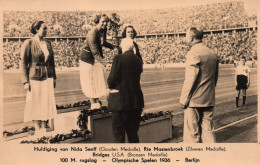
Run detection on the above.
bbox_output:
[235,56,250,108]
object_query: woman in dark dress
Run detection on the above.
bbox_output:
[120,25,143,63]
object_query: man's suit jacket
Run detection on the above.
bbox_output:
[20,38,56,84]
[80,27,114,65]
[107,50,144,111]
[180,42,219,107]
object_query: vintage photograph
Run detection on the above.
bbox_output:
[0,0,259,164]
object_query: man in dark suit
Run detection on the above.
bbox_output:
[107,38,144,143]
[180,27,219,143]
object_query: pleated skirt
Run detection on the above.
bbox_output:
[79,60,106,98]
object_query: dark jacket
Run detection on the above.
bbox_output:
[118,42,142,62]
[118,41,143,72]
[80,27,114,65]
[107,50,144,111]
[20,38,56,84]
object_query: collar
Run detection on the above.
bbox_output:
[191,40,202,47]
[123,50,134,55]
[190,42,203,50]
[33,35,45,43]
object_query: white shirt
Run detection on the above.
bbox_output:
[33,36,49,62]
[236,64,250,76]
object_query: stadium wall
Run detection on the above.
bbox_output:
[3,27,258,42]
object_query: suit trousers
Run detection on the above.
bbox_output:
[183,107,216,143]
[112,110,142,143]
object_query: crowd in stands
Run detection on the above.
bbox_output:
[136,36,188,64]
[52,39,83,68]
[2,1,258,70]
[118,1,255,34]
[4,11,97,37]
[135,29,257,64]
[204,30,257,64]
[3,41,22,70]
[3,29,257,70]
[3,1,257,37]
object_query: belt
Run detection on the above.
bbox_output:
[36,62,47,66]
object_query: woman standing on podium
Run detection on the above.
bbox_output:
[79,14,118,109]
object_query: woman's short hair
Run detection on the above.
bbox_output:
[94,14,109,24]
[31,21,45,34]
[122,25,137,38]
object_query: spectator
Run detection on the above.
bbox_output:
[2,1,258,70]
[3,1,256,37]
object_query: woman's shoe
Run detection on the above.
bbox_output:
[34,128,46,138]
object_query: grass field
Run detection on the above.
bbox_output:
[170,95,257,143]
[2,65,258,143]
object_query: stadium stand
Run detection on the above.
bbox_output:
[2,1,257,70]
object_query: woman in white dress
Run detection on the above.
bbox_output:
[79,14,117,109]
[20,21,57,136]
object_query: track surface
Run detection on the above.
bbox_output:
[2,65,258,142]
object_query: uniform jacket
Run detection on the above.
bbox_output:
[107,50,144,111]
[180,42,219,107]
[20,38,56,84]
[80,27,114,65]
